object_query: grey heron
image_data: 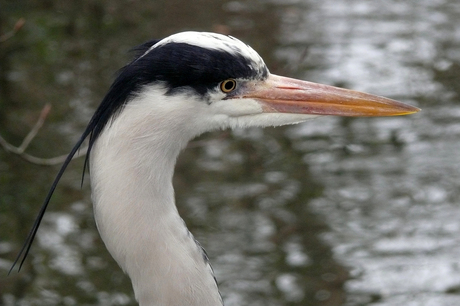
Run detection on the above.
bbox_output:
[12,31,419,305]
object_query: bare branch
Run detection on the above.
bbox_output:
[0,18,26,43]
[0,104,86,166]
[13,148,87,166]
[18,103,51,153]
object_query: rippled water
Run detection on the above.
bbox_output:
[1,1,460,305]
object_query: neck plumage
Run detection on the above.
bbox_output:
[89,90,223,306]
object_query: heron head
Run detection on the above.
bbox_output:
[91,31,419,142]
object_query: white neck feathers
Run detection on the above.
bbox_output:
[89,87,223,306]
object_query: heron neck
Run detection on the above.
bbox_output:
[89,94,222,306]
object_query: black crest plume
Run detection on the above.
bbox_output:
[9,39,160,273]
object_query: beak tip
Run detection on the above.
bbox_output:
[400,105,421,116]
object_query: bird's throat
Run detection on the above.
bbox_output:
[89,97,222,306]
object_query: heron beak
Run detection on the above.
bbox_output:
[242,74,420,116]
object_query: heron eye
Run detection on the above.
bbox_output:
[220,79,237,93]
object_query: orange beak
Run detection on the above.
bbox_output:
[241,74,420,117]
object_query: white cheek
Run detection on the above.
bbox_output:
[211,98,263,117]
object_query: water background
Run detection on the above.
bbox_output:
[1,1,460,305]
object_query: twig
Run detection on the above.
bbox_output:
[0,104,87,166]
[0,18,26,43]
[18,103,51,153]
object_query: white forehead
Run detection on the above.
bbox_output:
[142,31,266,68]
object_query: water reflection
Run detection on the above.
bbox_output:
[175,127,348,305]
[1,0,460,305]
[277,1,460,305]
